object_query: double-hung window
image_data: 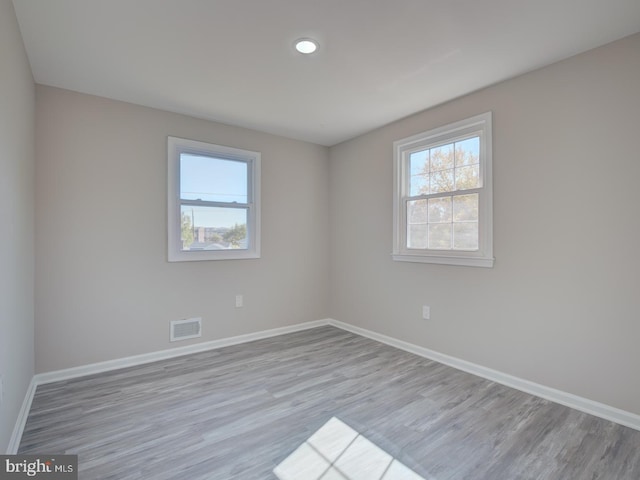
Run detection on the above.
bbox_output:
[392,112,493,267]
[168,136,260,262]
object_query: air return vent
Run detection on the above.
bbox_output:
[170,317,202,342]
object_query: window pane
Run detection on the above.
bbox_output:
[455,165,480,190]
[410,150,429,175]
[455,137,480,166]
[453,222,478,250]
[428,197,452,223]
[180,154,247,203]
[407,200,427,249]
[453,194,478,222]
[407,224,428,249]
[410,174,429,196]
[428,224,452,249]
[430,169,454,193]
[407,199,428,223]
[180,205,248,251]
[409,150,429,196]
[430,143,454,172]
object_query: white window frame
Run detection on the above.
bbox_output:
[168,136,261,262]
[392,112,494,268]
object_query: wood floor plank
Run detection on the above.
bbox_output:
[18,326,640,479]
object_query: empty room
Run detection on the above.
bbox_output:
[2,0,640,478]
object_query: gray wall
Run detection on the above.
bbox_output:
[0,0,35,452]
[35,86,330,372]
[329,33,640,415]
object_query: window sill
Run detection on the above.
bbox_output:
[168,250,260,262]
[392,253,494,268]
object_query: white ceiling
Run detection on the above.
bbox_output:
[12,0,640,146]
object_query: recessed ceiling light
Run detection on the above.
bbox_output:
[294,38,319,54]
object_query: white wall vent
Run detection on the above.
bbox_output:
[170,317,202,342]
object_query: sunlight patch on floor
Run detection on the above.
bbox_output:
[274,417,425,480]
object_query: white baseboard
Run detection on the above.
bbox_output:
[36,319,330,385]
[6,377,37,454]
[327,319,640,432]
[10,316,639,453]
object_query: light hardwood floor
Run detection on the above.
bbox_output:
[19,326,640,479]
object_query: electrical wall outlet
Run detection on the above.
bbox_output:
[422,305,431,320]
[235,294,243,308]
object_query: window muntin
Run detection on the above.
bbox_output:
[168,137,260,262]
[393,112,493,267]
